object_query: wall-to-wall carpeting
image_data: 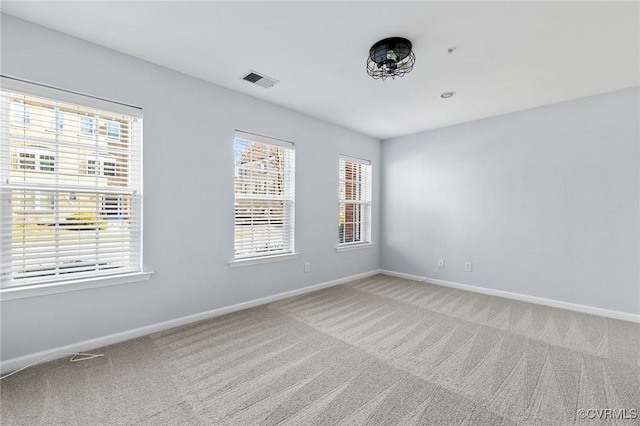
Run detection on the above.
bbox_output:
[2,275,638,425]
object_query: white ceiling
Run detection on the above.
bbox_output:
[2,1,639,140]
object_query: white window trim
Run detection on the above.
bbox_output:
[235,130,294,148]
[336,242,375,252]
[340,155,371,166]
[228,252,299,267]
[0,272,153,301]
[1,76,143,118]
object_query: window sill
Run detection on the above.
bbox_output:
[336,243,375,252]
[0,271,154,301]
[228,253,299,268]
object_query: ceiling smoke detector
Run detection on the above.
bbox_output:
[241,71,279,88]
[366,37,416,80]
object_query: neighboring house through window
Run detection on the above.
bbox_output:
[10,103,30,125]
[47,109,64,131]
[338,156,372,245]
[0,77,143,289]
[80,115,95,135]
[107,121,120,140]
[233,131,295,259]
[86,155,117,176]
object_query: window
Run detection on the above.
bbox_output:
[234,131,295,259]
[18,152,35,170]
[47,109,64,131]
[0,77,143,289]
[85,155,118,177]
[338,156,372,245]
[10,103,30,125]
[17,147,55,172]
[103,160,116,176]
[107,121,120,140]
[79,116,95,135]
[102,196,124,219]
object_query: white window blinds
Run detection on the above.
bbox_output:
[234,131,295,259]
[0,77,142,288]
[339,155,372,245]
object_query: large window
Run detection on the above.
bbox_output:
[338,156,372,245]
[0,77,143,288]
[234,131,295,259]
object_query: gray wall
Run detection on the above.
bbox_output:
[0,15,381,361]
[382,87,640,315]
[2,13,638,363]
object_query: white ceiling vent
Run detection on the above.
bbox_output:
[241,70,279,88]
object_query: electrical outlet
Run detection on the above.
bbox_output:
[304,262,310,273]
[438,259,445,268]
[465,262,472,272]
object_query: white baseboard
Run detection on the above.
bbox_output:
[1,269,382,375]
[380,270,640,324]
[379,270,427,282]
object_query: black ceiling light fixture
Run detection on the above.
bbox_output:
[366,37,416,80]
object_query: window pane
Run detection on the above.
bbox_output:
[10,103,30,125]
[40,154,55,172]
[19,152,36,170]
[80,116,95,135]
[107,121,120,140]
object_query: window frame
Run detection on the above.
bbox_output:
[232,130,296,263]
[338,155,372,247]
[0,76,149,298]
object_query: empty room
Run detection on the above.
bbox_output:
[0,2,638,425]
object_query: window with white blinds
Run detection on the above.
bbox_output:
[234,131,294,259]
[0,77,142,288]
[339,156,372,245]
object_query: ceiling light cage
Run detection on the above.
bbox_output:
[366,37,416,80]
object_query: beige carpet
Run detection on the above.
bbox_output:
[1,275,639,425]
